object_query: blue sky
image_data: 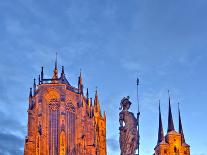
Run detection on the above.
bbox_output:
[0,0,207,154]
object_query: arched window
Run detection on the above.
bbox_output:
[66,102,76,155]
[59,131,66,155]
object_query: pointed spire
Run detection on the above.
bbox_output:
[78,69,83,94]
[52,53,58,82]
[38,75,40,85]
[59,66,70,85]
[41,66,44,83]
[167,90,175,132]
[86,88,89,99]
[94,87,99,105]
[29,88,32,98]
[86,88,89,104]
[157,100,165,144]
[33,78,36,95]
[61,66,64,75]
[178,103,186,144]
[94,88,101,114]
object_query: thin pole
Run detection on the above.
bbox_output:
[136,78,140,155]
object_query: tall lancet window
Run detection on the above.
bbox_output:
[60,130,66,155]
[49,98,60,155]
[66,102,76,155]
[45,89,60,155]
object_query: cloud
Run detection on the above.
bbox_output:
[0,132,24,155]
[0,110,26,154]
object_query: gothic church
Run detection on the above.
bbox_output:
[24,61,106,155]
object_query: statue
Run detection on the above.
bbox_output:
[119,96,138,155]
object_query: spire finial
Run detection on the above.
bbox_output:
[41,66,44,83]
[52,52,58,81]
[157,100,165,144]
[78,70,83,94]
[178,102,186,143]
[167,90,175,132]
[33,78,36,95]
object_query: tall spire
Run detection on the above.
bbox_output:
[157,100,165,144]
[86,88,89,99]
[94,87,99,106]
[61,66,64,75]
[94,88,101,114]
[41,66,44,83]
[60,66,70,85]
[86,88,89,104]
[52,53,58,82]
[29,88,32,98]
[78,70,83,94]
[178,103,186,144]
[33,78,36,95]
[38,75,41,85]
[167,90,175,132]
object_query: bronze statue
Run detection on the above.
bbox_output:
[119,96,138,155]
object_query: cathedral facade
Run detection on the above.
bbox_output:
[154,98,190,155]
[24,62,106,155]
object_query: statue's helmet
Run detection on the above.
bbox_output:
[119,96,132,110]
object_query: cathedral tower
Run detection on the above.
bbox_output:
[24,61,107,155]
[154,97,190,155]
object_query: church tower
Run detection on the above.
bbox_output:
[24,60,107,155]
[154,97,190,155]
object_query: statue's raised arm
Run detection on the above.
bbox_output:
[119,96,138,155]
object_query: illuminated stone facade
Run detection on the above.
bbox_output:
[24,63,107,155]
[154,99,190,155]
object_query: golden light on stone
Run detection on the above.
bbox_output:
[24,64,107,155]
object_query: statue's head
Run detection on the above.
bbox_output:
[119,96,132,110]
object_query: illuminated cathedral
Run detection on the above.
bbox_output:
[154,98,190,155]
[24,60,106,155]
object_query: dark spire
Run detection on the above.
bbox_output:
[29,88,32,98]
[167,91,175,132]
[86,88,89,99]
[33,78,36,95]
[52,53,58,80]
[157,100,165,144]
[78,70,83,94]
[41,66,44,83]
[38,75,40,85]
[59,66,70,85]
[178,103,186,144]
[61,66,64,75]
[90,98,93,107]
[86,88,89,104]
